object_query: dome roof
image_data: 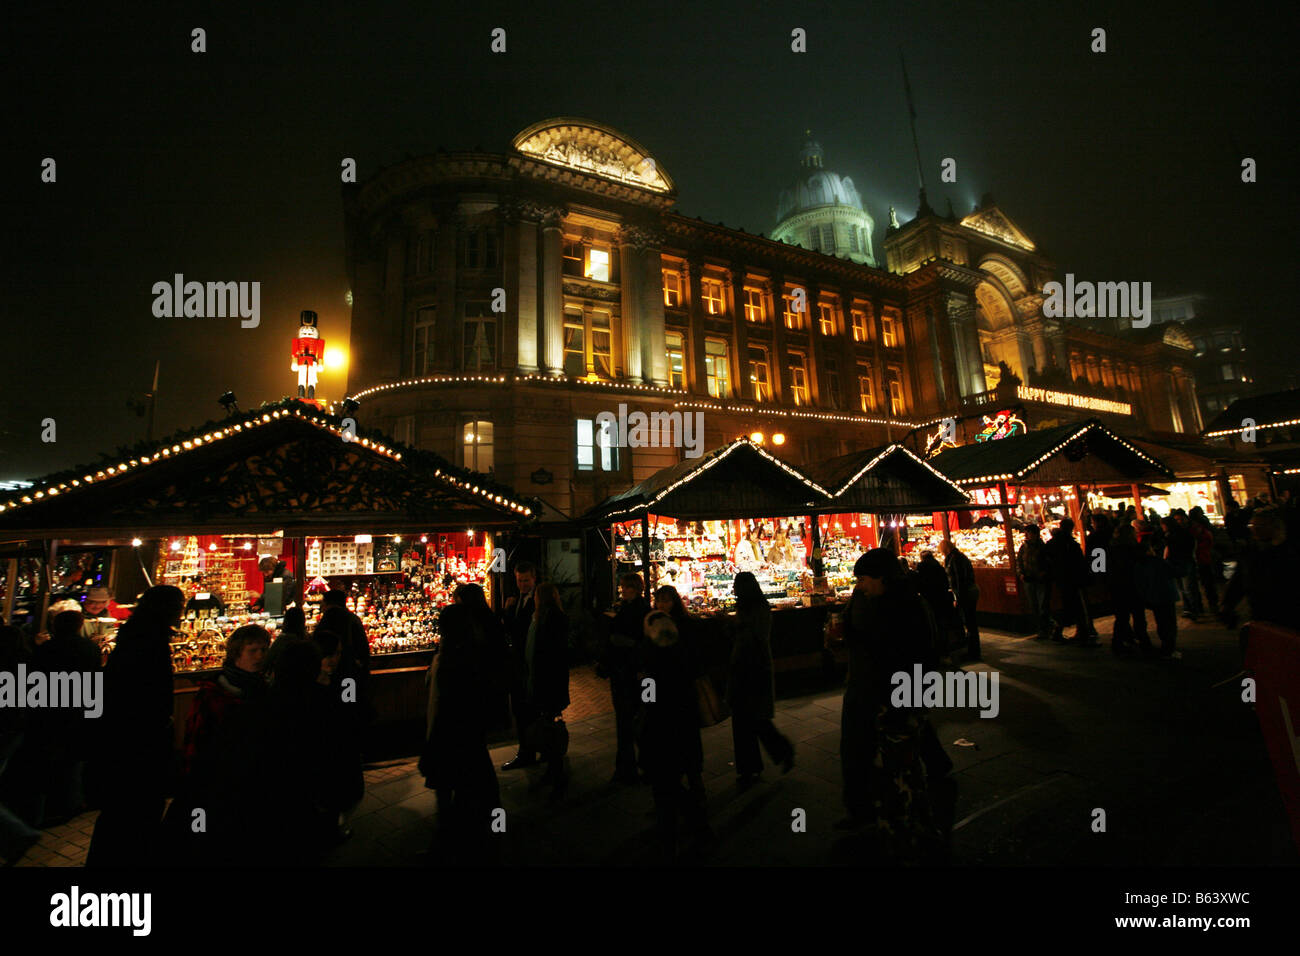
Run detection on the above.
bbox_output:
[775,135,865,222]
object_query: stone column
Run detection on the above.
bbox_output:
[730,266,751,401]
[507,202,540,374]
[618,230,644,384]
[640,241,668,386]
[539,207,565,375]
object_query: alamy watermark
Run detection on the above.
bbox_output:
[1042,274,1152,328]
[890,664,1000,719]
[151,274,260,328]
[50,886,151,936]
[0,665,102,718]
[596,404,705,458]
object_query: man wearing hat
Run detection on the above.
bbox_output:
[80,587,127,648]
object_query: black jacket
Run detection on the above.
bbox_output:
[527,609,571,717]
[1043,529,1086,587]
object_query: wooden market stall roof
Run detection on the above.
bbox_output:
[584,438,830,523]
[927,419,1174,488]
[801,444,971,513]
[0,399,536,541]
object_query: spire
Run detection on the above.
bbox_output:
[900,50,926,194]
[799,130,824,169]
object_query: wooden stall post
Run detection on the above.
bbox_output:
[941,510,953,546]
[295,537,307,609]
[810,517,823,575]
[36,538,58,634]
[640,515,651,599]
[1068,485,1084,546]
[2,557,16,625]
[1130,482,1144,516]
[997,481,1018,575]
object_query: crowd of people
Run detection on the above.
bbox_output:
[1,493,1295,867]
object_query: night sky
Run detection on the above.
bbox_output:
[4,0,1294,481]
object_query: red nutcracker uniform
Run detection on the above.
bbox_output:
[291,309,324,401]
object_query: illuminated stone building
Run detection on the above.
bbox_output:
[342,119,1203,520]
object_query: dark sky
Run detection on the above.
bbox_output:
[4,0,1295,480]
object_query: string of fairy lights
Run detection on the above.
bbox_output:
[948,421,1171,487]
[831,445,969,501]
[1204,416,1300,439]
[0,404,533,518]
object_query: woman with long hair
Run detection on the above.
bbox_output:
[725,572,793,789]
[86,584,184,867]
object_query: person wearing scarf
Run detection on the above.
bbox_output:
[165,625,269,864]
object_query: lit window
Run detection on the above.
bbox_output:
[591,311,612,378]
[886,368,905,415]
[413,307,437,376]
[789,352,809,405]
[586,246,610,282]
[749,346,772,402]
[463,420,494,473]
[462,303,496,372]
[818,303,837,335]
[744,288,765,323]
[1220,363,1235,382]
[851,309,869,343]
[409,229,436,275]
[663,270,682,307]
[821,225,834,250]
[666,332,685,389]
[576,418,619,472]
[881,310,900,347]
[848,228,860,253]
[701,278,725,315]
[857,363,874,412]
[808,227,821,252]
[782,293,802,329]
[705,339,729,398]
[563,308,585,378]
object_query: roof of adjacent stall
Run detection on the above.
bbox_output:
[928,419,1174,487]
[801,444,971,513]
[584,438,830,523]
[1202,388,1300,438]
[0,399,536,541]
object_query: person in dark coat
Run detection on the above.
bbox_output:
[601,572,650,784]
[1016,525,1052,641]
[640,610,707,859]
[318,593,371,684]
[85,585,184,868]
[420,584,509,860]
[726,572,793,788]
[264,605,308,683]
[525,582,570,793]
[915,551,958,655]
[1220,508,1300,636]
[1163,514,1200,620]
[20,609,102,827]
[500,562,539,770]
[0,626,41,864]
[1043,518,1098,645]
[938,540,981,662]
[1107,524,1151,656]
[167,624,270,864]
[1133,541,1180,659]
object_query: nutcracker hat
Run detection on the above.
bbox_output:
[299,309,319,328]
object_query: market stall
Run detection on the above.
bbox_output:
[928,418,1175,628]
[0,398,534,740]
[585,438,969,677]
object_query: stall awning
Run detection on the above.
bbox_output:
[0,399,536,541]
[1202,388,1300,438]
[928,418,1175,488]
[802,444,971,513]
[583,438,829,523]
[1131,438,1267,477]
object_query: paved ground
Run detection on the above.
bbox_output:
[13,617,1296,867]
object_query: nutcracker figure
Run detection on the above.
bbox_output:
[291,309,324,401]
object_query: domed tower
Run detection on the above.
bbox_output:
[771,133,877,267]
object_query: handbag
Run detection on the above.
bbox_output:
[525,715,569,761]
[695,675,730,728]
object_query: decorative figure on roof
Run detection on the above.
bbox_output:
[291,310,324,402]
